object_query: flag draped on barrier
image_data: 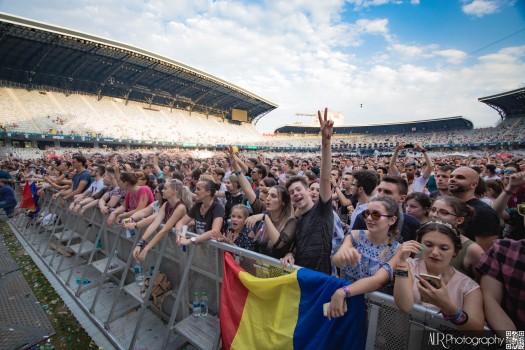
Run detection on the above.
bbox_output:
[220,252,366,350]
[20,182,38,210]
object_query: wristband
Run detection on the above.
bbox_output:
[394,269,409,278]
[421,149,427,153]
[442,309,461,322]
[233,171,243,176]
[342,285,352,298]
[262,212,266,223]
[504,189,516,195]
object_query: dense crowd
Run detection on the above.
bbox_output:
[1,109,524,341]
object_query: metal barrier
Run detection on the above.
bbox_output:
[9,190,488,350]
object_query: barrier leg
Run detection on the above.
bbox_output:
[103,227,145,330]
[161,245,196,349]
[127,233,170,348]
[65,210,97,286]
[75,222,106,297]
[88,226,124,314]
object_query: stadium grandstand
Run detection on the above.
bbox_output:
[0,12,276,148]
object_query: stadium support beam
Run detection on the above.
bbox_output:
[127,61,160,89]
[483,102,506,121]
[29,37,59,74]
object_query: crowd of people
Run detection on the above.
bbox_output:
[1,109,525,341]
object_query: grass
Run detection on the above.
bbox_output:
[1,222,99,350]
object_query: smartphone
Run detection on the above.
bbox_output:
[404,144,414,148]
[416,273,442,288]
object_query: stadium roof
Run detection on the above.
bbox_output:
[0,12,277,123]
[478,87,525,120]
[274,116,473,134]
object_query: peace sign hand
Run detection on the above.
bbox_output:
[318,107,333,140]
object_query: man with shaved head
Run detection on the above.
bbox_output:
[449,166,500,251]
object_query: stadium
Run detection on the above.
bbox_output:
[1,11,525,350]
[0,12,524,159]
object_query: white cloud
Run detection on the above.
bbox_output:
[346,0,402,10]
[433,49,468,64]
[0,1,523,133]
[462,0,500,17]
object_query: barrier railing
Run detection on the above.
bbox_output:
[9,190,489,350]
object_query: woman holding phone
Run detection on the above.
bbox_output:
[393,220,484,332]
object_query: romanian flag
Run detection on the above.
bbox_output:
[20,182,38,210]
[220,252,366,350]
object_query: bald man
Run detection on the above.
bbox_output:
[449,167,500,251]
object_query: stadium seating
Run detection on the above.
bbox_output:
[1,87,524,156]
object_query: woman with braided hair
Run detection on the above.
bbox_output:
[326,196,401,319]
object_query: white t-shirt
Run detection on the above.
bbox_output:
[409,175,428,193]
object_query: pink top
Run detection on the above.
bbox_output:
[407,257,479,311]
[125,186,154,211]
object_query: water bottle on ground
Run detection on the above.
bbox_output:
[193,292,201,316]
[200,292,208,317]
[134,261,144,287]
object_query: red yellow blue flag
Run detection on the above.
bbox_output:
[220,252,366,350]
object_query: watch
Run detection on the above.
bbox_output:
[190,237,197,244]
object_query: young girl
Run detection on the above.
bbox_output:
[393,220,484,332]
[218,204,256,251]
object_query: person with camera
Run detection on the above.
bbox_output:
[388,143,433,193]
[393,220,484,332]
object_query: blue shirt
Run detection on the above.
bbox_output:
[72,170,91,192]
[0,185,17,206]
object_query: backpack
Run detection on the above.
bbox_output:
[143,272,171,308]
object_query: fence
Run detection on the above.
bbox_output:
[8,188,483,350]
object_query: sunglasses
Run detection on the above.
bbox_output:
[503,170,516,174]
[430,207,456,217]
[363,209,393,221]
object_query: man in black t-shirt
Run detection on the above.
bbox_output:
[448,166,499,251]
[283,108,334,275]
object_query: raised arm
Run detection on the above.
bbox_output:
[388,144,403,176]
[227,146,257,204]
[318,108,333,202]
[415,143,433,179]
[492,171,525,220]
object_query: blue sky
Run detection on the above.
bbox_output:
[0,0,524,132]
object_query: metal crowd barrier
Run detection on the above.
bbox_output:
[8,189,488,350]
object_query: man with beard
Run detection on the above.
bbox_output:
[448,167,499,252]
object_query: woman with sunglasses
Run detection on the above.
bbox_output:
[429,196,484,279]
[394,220,484,332]
[326,197,401,319]
[133,179,193,262]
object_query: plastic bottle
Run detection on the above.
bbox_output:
[43,339,55,349]
[193,292,201,316]
[200,292,208,317]
[134,261,144,287]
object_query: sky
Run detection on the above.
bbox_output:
[0,0,524,133]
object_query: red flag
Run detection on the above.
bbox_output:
[20,182,36,210]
